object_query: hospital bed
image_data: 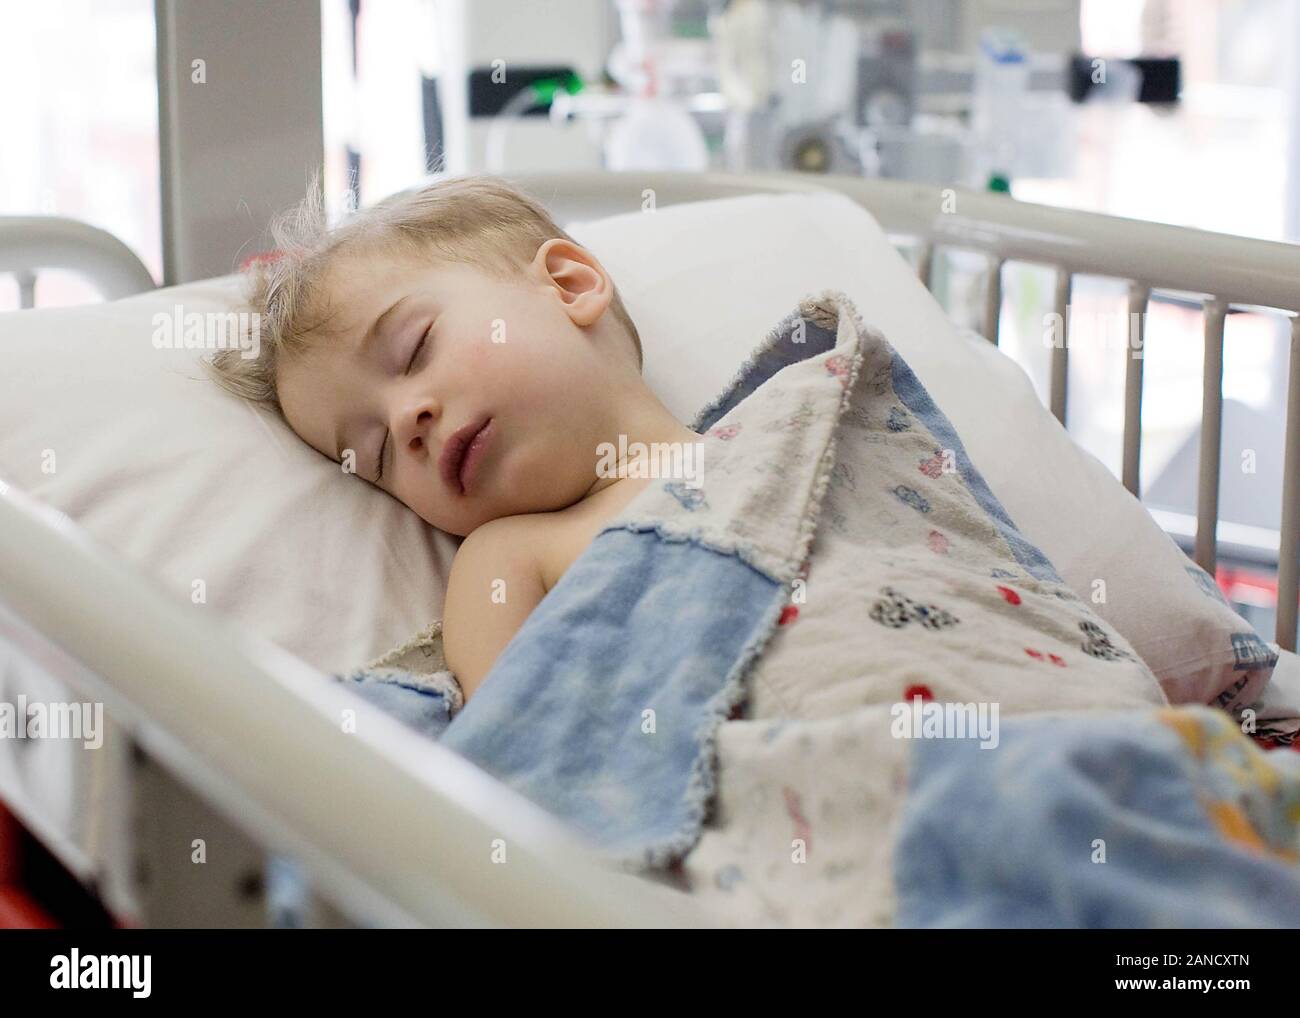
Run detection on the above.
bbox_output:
[0,170,1297,927]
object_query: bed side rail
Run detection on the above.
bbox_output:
[0,216,156,306]
[0,479,700,927]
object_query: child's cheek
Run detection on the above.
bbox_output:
[472,319,532,387]
[479,313,518,362]
[453,321,500,378]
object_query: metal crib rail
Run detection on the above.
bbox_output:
[0,480,701,928]
[0,216,156,305]
[508,172,1300,651]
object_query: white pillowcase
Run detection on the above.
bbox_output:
[0,190,1275,709]
[0,277,458,673]
[568,191,1277,710]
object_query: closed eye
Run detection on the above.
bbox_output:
[374,432,389,483]
[405,324,431,374]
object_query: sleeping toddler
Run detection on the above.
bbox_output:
[207,176,701,701]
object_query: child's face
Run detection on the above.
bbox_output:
[277,241,633,537]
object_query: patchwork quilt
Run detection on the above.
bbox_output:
[337,291,1298,927]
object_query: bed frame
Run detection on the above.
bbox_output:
[0,171,1297,927]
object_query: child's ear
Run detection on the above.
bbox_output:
[534,239,612,327]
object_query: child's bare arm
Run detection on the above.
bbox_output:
[443,516,547,703]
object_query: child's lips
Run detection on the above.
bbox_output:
[439,415,493,495]
[457,419,494,495]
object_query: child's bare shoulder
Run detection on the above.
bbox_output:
[443,514,548,699]
[443,481,651,699]
[474,508,600,594]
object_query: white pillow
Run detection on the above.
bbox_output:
[0,191,1274,709]
[0,277,458,673]
[568,191,1277,710]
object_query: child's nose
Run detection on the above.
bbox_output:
[399,404,439,455]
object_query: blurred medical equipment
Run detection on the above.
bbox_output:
[433,0,612,175]
[601,0,711,170]
[437,0,1178,187]
[706,0,1174,186]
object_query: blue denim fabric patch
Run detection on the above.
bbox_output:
[893,711,1300,928]
[441,525,784,868]
[333,671,457,741]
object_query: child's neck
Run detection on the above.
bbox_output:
[584,415,702,500]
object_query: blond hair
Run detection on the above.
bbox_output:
[205,175,642,414]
